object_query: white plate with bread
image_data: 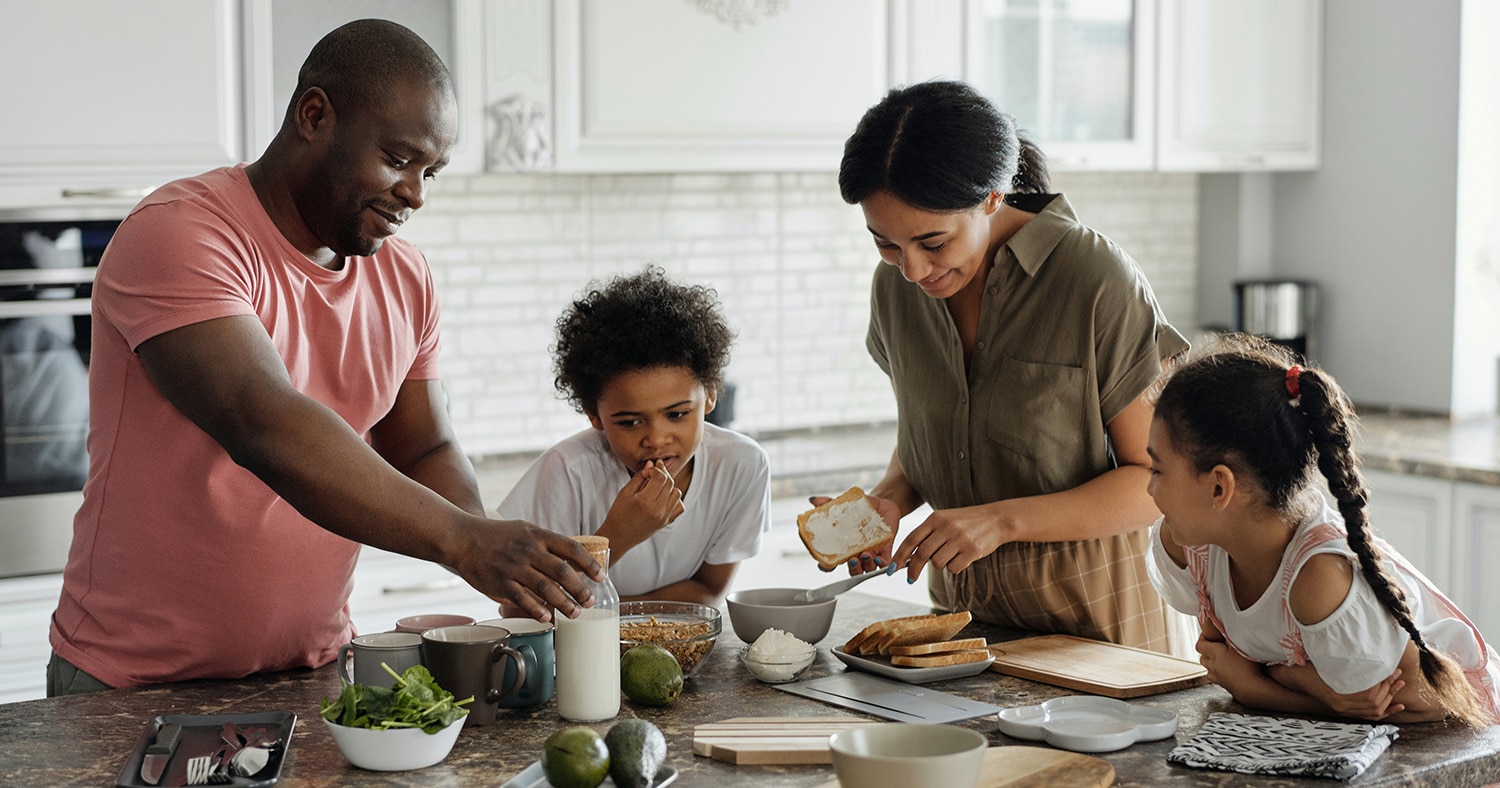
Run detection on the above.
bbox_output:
[831,611,994,684]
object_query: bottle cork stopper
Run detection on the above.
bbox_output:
[572,534,610,567]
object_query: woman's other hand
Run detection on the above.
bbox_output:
[886,503,1009,583]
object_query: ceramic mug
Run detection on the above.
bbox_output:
[393,613,475,634]
[477,617,556,708]
[337,631,425,687]
[420,624,527,725]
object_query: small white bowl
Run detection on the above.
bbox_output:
[323,716,465,771]
[829,723,987,788]
[739,645,817,683]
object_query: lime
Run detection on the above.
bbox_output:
[605,719,668,787]
[541,726,610,788]
[620,644,683,707]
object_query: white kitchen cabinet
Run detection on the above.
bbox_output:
[965,0,1156,171]
[1156,0,1322,171]
[0,0,244,214]
[1450,482,1500,642]
[1363,469,1454,589]
[486,0,892,173]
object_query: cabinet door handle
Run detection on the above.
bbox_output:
[60,187,155,200]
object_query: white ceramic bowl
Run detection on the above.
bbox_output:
[829,723,987,788]
[725,588,837,644]
[323,716,465,771]
[738,645,817,683]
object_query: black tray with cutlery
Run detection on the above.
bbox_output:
[115,710,295,787]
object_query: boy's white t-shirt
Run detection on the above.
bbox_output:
[1147,498,1498,707]
[496,422,771,597]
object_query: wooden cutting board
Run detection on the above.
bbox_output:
[987,635,1208,698]
[693,717,881,765]
[815,746,1115,787]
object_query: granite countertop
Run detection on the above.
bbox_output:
[1356,411,1500,486]
[3,593,1498,787]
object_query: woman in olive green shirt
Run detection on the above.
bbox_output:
[836,81,1187,651]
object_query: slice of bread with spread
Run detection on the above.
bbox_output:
[797,487,894,571]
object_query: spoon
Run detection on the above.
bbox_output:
[793,567,888,604]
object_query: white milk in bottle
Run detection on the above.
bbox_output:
[554,535,620,721]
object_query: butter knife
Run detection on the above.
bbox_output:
[140,722,181,785]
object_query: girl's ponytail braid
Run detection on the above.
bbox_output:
[1298,367,1491,727]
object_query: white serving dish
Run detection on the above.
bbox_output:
[995,695,1177,753]
[831,645,994,684]
[739,645,817,683]
[323,716,464,771]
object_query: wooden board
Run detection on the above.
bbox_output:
[987,635,1208,698]
[816,746,1114,788]
[693,717,880,765]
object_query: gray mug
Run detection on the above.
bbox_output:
[421,624,526,725]
[337,631,425,687]
[479,617,555,708]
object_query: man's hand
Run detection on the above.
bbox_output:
[452,519,603,622]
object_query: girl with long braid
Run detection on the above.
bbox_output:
[1145,334,1497,726]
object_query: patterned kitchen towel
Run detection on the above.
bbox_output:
[1168,712,1400,781]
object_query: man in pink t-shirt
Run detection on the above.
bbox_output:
[47,20,601,693]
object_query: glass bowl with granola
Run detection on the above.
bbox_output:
[618,601,722,677]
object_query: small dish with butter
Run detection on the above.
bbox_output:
[740,629,817,683]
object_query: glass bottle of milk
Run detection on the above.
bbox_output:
[555,534,620,721]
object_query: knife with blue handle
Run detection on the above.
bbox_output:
[139,722,181,785]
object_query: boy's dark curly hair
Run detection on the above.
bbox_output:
[553,265,735,415]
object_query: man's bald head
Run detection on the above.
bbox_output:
[288,19,453,123]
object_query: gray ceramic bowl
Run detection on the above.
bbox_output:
[829,723,987,788]
[724,588,836,644]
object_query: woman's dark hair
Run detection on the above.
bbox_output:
[838,80,1049,210]
[1153,334,1491,727]
[553,265,734,416]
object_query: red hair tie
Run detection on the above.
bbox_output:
[1285,365,1302,399]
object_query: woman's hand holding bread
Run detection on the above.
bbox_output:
[800,487,901,574]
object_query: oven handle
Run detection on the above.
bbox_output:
[0,268,97,287]
[0,299,91,318]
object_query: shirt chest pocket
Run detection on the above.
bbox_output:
[985,357,1087,459]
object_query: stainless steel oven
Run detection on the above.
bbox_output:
[0,219,117,577]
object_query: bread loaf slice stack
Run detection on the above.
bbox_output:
[841,611,988,667]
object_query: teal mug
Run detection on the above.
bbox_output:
[479,617,555,708]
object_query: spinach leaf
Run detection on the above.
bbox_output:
[320,662,472,734]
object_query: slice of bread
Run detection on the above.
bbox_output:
[887,637,987,657]
[797,487,894,571]
[842,614,933,655]
[890,649,992,668]
[868,611,972,656]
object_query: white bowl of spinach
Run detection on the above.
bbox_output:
[320,663,471,771]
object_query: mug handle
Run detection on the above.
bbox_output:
[491,644,528,700]
[336,643,355,685]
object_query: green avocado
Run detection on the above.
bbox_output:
[620,644,683,707]
[604,718,667,787]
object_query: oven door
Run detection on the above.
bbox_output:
[0,222,110,577]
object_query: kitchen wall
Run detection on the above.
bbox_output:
[400,171,1199,458]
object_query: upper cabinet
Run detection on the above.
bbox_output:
[486,0,892,173]
[1156,0,1322,171]
[965,0,1156,171]
[0,0,244,214]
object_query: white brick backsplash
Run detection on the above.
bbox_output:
[413,171,1198,456]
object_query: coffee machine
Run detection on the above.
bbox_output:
[1234,279,1319,361]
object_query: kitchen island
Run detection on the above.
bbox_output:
[3,592,1498,787]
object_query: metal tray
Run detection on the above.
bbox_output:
[830,645,994,684]
[501,761,678,787]
[115,710,296,788]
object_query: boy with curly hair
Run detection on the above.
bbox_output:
[497,266,770,604]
